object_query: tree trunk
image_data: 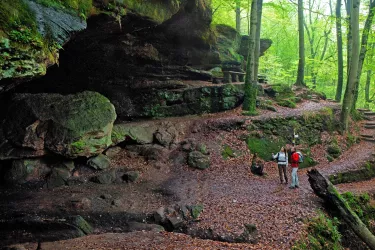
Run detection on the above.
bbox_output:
[365,70,372,102]
[345,0,352,76]
[243,0,258,113]
[352,0,375,110]
[341,0,360,131]
[307,169,375,250]
[253,0,263,83]
[335,0,344,102]
[236,0,241,33]
[296,0,305,86]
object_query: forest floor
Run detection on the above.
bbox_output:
[5,98,375,250]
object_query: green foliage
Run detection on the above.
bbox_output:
[350,109,363,121]
[8,24,43,47]
[222,144,236,159]
[198,143,208,155]
[299,148,318,169]
[293,212,343,250]
[36,0,93,17]
[346,132,359,147]
[0,0,37,33]
[246,136,285,161]
[341,192,375,229]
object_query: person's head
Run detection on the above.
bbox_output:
[280,146,285,153]
[291,147,296,153]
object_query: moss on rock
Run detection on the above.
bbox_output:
[4,91,116,158]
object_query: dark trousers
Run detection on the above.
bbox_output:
[278,164,288,183]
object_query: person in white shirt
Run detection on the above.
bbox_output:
[272,146,288,184]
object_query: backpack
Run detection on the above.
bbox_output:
[277,152,286,162]
[296,151,304,163]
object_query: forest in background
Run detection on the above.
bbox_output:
[212,0,375,110]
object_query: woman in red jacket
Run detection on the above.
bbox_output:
[289,147,300,189]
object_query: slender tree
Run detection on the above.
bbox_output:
[243,0,258,113]
[365,43,375,105]
[352,0,375,110]
[345,0,352,75]
[253,0,263,82]
[296,0,305,86]
[236,0,241,33]
[341,0,360,130]
[335,0,344,102]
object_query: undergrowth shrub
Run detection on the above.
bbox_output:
[293,211,343,250]
[341,192,375,229]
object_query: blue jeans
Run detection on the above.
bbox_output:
[291,168,299,187]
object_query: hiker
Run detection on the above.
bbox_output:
[272,146,288,184]
[251,153,264,176]
[289,147,300,189]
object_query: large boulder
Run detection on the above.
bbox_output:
[3,91,116,158]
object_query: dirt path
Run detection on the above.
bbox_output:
[7,99,375,250]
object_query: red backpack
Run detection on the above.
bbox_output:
[292,152,300,163]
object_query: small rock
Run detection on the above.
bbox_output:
[104,146,122,158]
[127,222,165,232]
[167,216,184,230]
[112,199,123,207]
[100,194,113,200]
[87,154,110,170]
[70,197,91,210]
[154,207,166,224]
[68,215,93,235]
[47,166,71,188]
[92,170,116,184]
[123,171,139,182]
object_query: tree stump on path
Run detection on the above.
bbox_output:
[307,168,375,250]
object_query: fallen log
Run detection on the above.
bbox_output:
[307,168,375,250]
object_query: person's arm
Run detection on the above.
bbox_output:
[272,152,278,159]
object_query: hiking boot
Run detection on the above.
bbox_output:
[295,185,299,188]
[289,186,295,189]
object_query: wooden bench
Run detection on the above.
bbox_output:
[223,71,246,83]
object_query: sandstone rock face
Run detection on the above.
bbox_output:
[3,91,116,158]
[0,0,86,93]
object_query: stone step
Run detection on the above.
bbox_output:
[364,112,375,116]
[365,122,375,126]
[360,134,374,138]
[361,137,375,142]
[358,108,371,112]
[365,125,375,129]
[364,116,375,120]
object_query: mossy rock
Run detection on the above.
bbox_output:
[329,163,375,185]
[3,91,116,158]
[188,151,210,170]
[87,154,110,170]
[111,123,157,145]
[277,99,296,108]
